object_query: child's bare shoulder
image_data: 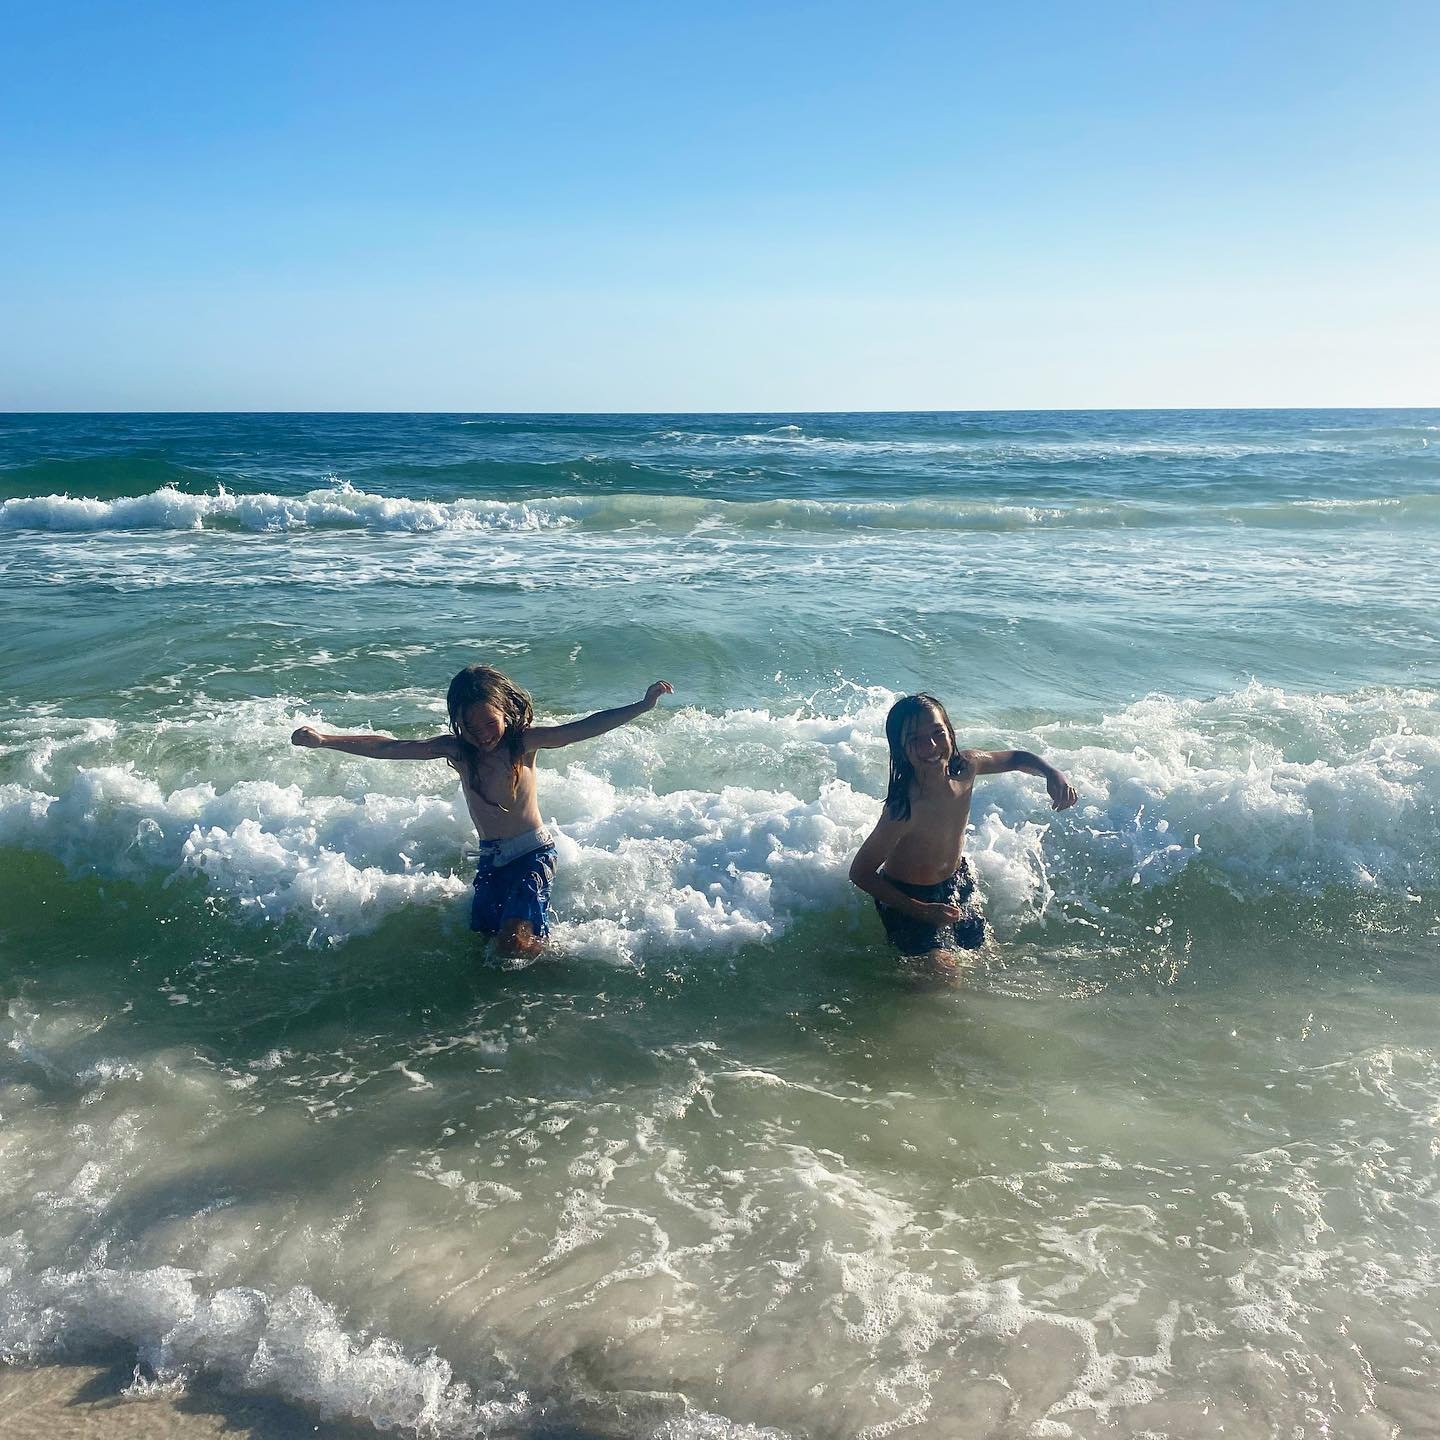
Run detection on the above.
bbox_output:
[432,736,461,765]
[949,751,984,783]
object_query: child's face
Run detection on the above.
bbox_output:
[904,707,952,768]
[461,701,507,750]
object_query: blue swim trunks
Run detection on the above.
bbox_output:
[875,857,989,956]
[469,828,557,939]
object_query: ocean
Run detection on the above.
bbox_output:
[1,409,1437,1438]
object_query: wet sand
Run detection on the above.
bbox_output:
[0,1360,366,1440]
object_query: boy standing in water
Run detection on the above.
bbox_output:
[292,666,673,960]
[849,693,1077,977]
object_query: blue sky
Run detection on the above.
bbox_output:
[2,0,1436,410]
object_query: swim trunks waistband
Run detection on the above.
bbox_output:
[469,826,554,868]
[880,857,976,901]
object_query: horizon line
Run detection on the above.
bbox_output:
[3,404,1437,418]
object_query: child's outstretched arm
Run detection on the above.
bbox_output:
[963,749,1078,810]
[523,681,674,752]
[290,727,459,761]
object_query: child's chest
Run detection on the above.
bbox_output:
[460,751,537,811]
[908,778,975,832]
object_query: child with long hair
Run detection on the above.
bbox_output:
[292,666,673,959]
[849,693,1077,977]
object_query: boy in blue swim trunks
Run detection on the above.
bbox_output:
[292,666,673,959]
[849,694,1077,979]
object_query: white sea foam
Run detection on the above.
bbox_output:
[648,427,1434,461]
[0,482,574,534]
[0,1243,789,1436]
[0,684,1435,958]
[4,483,1436,536]
[0,1241,530,1435]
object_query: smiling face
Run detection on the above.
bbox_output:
[461,700,508,751]
[903,703,954,769]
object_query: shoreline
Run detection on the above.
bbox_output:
[0,1359,619,1440]
[0,1359,371,1440]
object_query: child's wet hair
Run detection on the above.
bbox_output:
[446,665,534,807]
[884,693,966,820]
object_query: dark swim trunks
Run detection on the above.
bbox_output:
[875,858,989,956]
[470,830,557,939]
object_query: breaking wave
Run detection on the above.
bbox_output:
[4,484,1438,536]
[1,684,1435,960]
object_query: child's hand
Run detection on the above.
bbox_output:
[1047,772,1078,810]
[291,726,326,748]
[643,681,674,710]
[918,902,964,925]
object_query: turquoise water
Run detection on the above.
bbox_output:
[2,410,1438,1437]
